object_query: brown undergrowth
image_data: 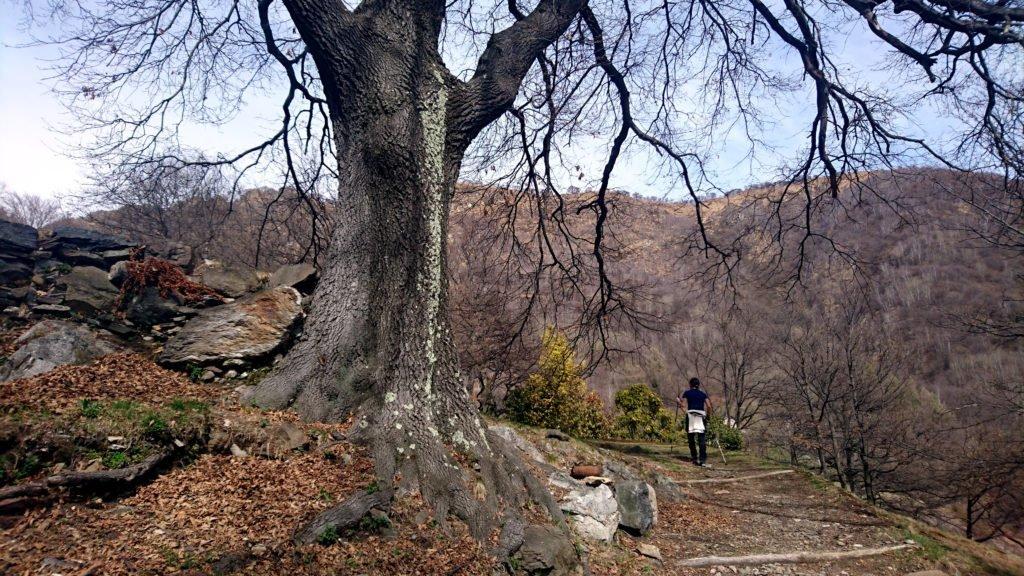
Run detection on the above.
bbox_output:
[115,255,223,308]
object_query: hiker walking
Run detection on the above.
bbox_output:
[677,377,713,467]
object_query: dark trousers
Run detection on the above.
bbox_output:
[688,432,707,464]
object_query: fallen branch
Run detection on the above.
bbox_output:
[682,469,793,484]
[0,451,170,512]
[675,544,914,567]
[686,493,889,527]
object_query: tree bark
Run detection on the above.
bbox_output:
[246,5,568,551]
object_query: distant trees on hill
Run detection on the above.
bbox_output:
[0,183,64,229]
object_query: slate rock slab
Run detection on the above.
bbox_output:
[0,320,120,381]
[268,263,318,294]
[192,261,261,298]
[159,286,302,366]
[41,226,136,253]
[58,266,120,313]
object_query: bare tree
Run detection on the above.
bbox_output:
[770,297,914,497]
[32,0,1024,553]
[686,306,775,430]
[0,183,65,228]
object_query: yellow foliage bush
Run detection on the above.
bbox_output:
[505,328,610,438]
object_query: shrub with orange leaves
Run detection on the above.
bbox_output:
[116,256,222,308]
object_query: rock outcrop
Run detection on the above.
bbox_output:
[268,263,317,293]
[159,286,302,366]
[192,261,261,298]
[515,524,579,575]
[0,320,120,381]
[560,483,620,542]
[0,219,38,288]
[615,480,658,534]
[39,226,136,267]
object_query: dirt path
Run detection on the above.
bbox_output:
[599,447,976,576]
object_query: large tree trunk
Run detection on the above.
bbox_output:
[246,8,563,552]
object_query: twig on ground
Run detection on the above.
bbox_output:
[682,469,794,484]
[675,544,915,567]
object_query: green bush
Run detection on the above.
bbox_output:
[506,328,610,438]
[707,414,743,450]
[612,384,678,442]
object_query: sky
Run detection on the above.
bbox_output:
[0,5,957,202]
[0,14,81,199]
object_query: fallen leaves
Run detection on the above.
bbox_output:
[0,353,220,412]
[1,427,496,575]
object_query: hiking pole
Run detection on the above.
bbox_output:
[672,384,682,457]
[673,405,680,456]
[711,409,727,464]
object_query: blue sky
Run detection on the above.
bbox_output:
[0,6,956,202]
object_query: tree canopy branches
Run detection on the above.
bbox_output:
[30,0,1024,361]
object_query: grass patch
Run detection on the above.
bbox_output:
[168,398,210,413]
[0,453,42,483]
[357,513,391,533]
[102,451,130,469]
[317,526,340,546]
[807,473,831,492]
[903,529,949,561]
[186,363,204,382]
[79,399,102,418]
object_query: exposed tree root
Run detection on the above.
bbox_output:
[293,419,568,562]
[0,451,170,513]
[675,544,915,567]
[682,469,794,484]
[294,488,393,544]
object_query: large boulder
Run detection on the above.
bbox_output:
[192,261,261,298]
[0,320,120,381]
[560,484,620,542]
[58,266,120,314]
[615,481,658,535]
[0,219,38,286]
[159,286,302,366]
[604,459,642,482]
[268,263,318,294]
[515,525,579,575]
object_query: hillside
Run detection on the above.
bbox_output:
[453,169,1022,408]
[66,169,1022,407]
